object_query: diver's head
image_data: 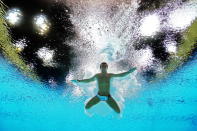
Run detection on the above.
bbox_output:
[100,62,108,73]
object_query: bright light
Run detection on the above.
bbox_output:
[13,39,27,52]
[140,14,160,37]
[33,14,50,35]
[5,8,23,26]
[37,47,55,67]
[166,44,177,54]
[169,3,197,30]
[164,41,177,54]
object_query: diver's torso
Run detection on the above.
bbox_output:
[96,73,111,96]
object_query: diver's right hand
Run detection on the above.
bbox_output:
[129,67,137,73]
[71,80,79,83]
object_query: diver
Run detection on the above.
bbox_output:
[72,62,136,113]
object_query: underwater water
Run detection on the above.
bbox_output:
[0,52,196,131]
[1,0,197,130]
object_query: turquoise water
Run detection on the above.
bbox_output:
[0,54,197,131]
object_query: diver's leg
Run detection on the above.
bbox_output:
[85,96,100,109]
[106,96,121,113]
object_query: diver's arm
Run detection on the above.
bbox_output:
[111,67,137,77]
[77,75,96,83]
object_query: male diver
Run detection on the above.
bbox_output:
[72,62,136,113]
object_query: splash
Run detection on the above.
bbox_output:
[63,0,197,114]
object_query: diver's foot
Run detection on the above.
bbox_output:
[84,109,93,117]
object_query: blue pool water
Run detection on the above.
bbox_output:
[0,54,197,131]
